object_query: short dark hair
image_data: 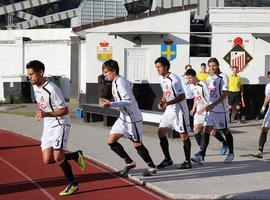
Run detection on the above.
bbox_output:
[155,57,170,70]
[185,68,196,77]
[201,63,206,67]
[267,71,270,76]
[26,60,45,72]
[102,59,119,75]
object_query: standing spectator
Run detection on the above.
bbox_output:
[196,63,209,82]
[98,64,113,101]
[228,66,243,123]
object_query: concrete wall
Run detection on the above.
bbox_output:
[189,57,210,71]
[0,29,79,101]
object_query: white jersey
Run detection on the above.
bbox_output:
[180,75,194,99]
[206,72,229,113]
[160,73,189,115]
[112,76,143,122]
[193,81,209,112]
[33,81,71,128]
[265,83,270,99]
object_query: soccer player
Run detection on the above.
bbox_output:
[196,63,209,82]
[191,58,234,164]
[228,66,244,123]
[252,71,270,159]
[155,57,192,170]
[185,68,228,157]
[180,64,194,129]
[100,59,157,177]
[26,60,86,196]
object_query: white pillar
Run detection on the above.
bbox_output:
[14,37,25,75]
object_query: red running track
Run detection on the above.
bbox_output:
[0,129,165,200]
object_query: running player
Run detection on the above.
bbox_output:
[252,71,270,159]
[185,68,228,158]
[155,57,192,170]
[100,59,157,177]
[191,58,234,164]
[26,60,86,196]
[180,64,194,129]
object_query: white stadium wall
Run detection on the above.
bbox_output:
[84,10,191,84]
[0,29,78,101]
[209,7,270,84]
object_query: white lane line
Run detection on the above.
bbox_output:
[85,160,165,200]
[0,157,56,200]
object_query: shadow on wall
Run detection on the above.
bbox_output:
[133,81,155,110]
[258,76,268,85]
[118,33,189,46]
[59,77,70,101]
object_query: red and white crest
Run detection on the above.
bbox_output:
[230,51,246,71]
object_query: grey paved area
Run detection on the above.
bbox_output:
[1,112,270,199]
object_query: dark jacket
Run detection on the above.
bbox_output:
[98,74,112,100]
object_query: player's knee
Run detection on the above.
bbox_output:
[194,126,200,134]
[133,142,142,148]
[158,128,167,137]
[54,156,64,164]
[43,158,54,164]
[203,126,212,134]
[180,133,189,141]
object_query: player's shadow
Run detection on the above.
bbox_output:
[0,172,119,195]
[218,189,270,199]
[0,144,39,150]
[130,159,269,183]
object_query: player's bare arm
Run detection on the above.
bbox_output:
[158,95,167,109]
[197,102,209,115]
[190,100,197,116]
[205,91,228,112]
[167,93,186,106]
[260,96,270,114]
[35,107,69,120]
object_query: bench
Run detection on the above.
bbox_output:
[82,104,163,126]
[82,104,119,126]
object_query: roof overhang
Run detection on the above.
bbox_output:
[252,33,270,38]
[108,31,169,36]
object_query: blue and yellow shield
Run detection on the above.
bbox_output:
[161,44,176,61]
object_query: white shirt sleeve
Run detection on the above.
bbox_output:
[110,78,132,107]
[221,74,229,91]
[52,86,67,109]
[173,76,185,96]
[265,83,270,97]
[202,82,209,102]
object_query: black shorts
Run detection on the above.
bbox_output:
[228,91,241,106]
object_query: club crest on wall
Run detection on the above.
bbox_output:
[97,41,112,60]
[161,38,176,61]
[223,37,253,72]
